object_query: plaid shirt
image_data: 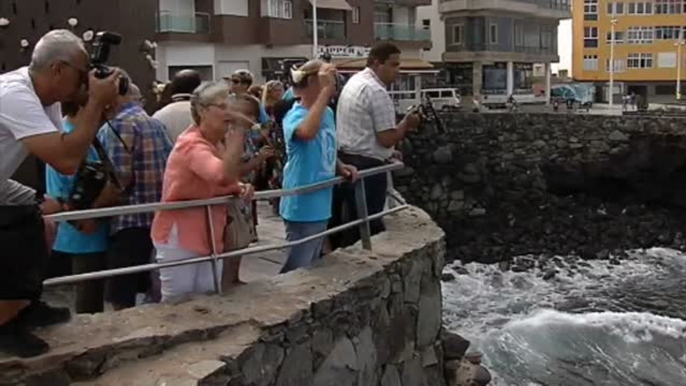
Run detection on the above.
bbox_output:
[98,103,172,233]
[336,68,397,161]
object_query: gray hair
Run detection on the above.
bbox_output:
[29,30,87,72]
[190,81,230,125]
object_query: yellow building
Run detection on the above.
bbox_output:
[573,0,686,102]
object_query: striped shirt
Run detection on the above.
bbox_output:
[98,103,172,234]
[336,68,397,161]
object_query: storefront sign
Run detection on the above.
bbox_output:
[318,45,371,58]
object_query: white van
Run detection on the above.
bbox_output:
[390,88,462,113]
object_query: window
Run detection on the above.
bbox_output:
[282,0,292,19]
[352,6,360,24]
[583,55,599,70]
[422,19,430,30]
[607,2,624,15]
[515,25,524,46]
[627,26,654,44]
[451,24,463,45]
[584,26,599,48]
[489,23,498,44]
[606,59,626,72]
[655,0,682,14]
[628,2,653,15]
[655,26,684,39]
[627,53,653,68]
[606,31,625,43]
[584,0,599,20]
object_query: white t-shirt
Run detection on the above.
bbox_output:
[152,99,193,143]
[0,67,63,205]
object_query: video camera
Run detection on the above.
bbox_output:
[90,31,129,96]
[407,94,446,133]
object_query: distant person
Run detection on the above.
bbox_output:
[330,43,420,249]
[99,80,172,310]
[225,69,270,124]
[153,70,202,142]
[262,80,285,118]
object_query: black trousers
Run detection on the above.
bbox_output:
[49,251,106,314]
[0,205,48,301]
[105,227,153,309]
[329,153,388,250]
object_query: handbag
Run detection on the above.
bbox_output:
[223,198,256,252]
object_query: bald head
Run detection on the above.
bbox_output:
[30,29,88,72]
[170,69,202,96]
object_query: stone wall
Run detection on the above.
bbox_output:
[0,207,447,386]
[394,113,686,263]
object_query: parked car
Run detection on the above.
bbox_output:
[392,88,462,113]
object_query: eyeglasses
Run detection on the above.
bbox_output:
[60,61,89,84]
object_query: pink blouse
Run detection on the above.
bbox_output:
[151,126,241,255]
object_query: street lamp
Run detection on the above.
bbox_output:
[312,0,319,59]
[609,18,618,108]
[676,34,685,101]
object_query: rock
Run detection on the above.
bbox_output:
[441,273,456,282]
[511,264,527,273]
[448,200,465,213]
[393,167,415,178]
[403,261,424,304]
[451,190,465,200]
[464,352,483,365]
[355,327,378,386]
[313,337,358,386]
[433,146,453,164]
[454,266,469,275]
[442,332,470,360]
[430,184,443,200]
[474,365,493,386]
[400,354,423,386]
[240,344,285,386]
[608,130,629,141]
[469,208,486,217]
[417,275,442,347]
[533,140,547,148]
[275,343,313,386]
[542,269,557,281]
[187,360,225,380]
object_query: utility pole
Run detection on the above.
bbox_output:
[676,31,685,101]
[609,18,617,108]
[312,0,319,59]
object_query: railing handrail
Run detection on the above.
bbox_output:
[157,10,211,17]
[46,163,402,223]
[42,162,408,290]
[304,18,345,25]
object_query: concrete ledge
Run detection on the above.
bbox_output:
[1,206,446,386]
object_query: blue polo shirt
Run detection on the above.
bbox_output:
[46,119,109,254]
[280,102,337,222]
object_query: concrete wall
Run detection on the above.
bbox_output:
[416,0,444,63]
[393,113,686,264]
[0,207,448,386]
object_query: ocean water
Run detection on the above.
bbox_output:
[442,248,686,386]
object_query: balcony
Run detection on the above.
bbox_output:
[439,0,571,19]
[156,11,211,34]
[375,23,431,42]
[305,19,346,40]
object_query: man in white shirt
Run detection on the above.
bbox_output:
[152,69,201,142]
[0,30,119,357]
[331,43,420,249]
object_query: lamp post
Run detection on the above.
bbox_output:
[676,33,685,101]
[609,18,618,108]
[312,0,319,59]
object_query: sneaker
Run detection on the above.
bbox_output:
[17,300,71,328]
[0,319,49,358]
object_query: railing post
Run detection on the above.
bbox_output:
[354,178,372,250]
[205,205,222,295]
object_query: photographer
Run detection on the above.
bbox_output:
[0,29,119,358]
[331,43,420,250]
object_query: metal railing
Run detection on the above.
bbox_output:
[44,163,407,294]
[374,23,431,42]
[305,19,346,40]
[156,11,211,34]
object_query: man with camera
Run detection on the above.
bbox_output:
[0,29,119,357]
[331,43,420,249]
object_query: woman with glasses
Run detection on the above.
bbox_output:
[151,82,254,302]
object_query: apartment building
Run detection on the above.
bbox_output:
[437,0,571,102]
[156,0,434,89]
[573,0,686,103]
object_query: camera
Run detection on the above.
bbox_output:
[90,31,129,96]
[69,162,108,210]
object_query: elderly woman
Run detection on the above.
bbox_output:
[151,82,254,301]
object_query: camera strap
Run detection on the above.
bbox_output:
[90,137,123,190]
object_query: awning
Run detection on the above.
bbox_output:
[333,58,437,73]
[309,0,352,11]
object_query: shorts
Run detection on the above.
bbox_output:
[105,227,153,308]
[0,205,49,300]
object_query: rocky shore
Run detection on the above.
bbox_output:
[394,113,686,265]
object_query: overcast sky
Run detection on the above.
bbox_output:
[555,20,573,73]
